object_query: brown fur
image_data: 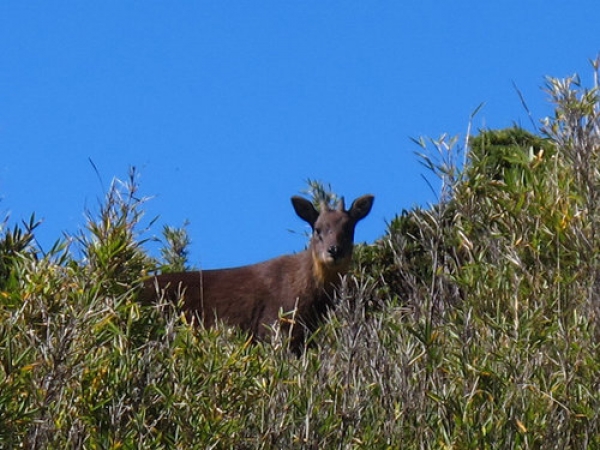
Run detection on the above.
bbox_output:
[141,194,374,351]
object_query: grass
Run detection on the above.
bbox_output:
[1,58,600,448]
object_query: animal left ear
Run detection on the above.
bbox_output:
[348,195,374,222]
[291,196,320,227]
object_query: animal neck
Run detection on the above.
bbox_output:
[309,250,351,294]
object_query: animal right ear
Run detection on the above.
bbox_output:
[349,195,374,222]
[291,196,320,226]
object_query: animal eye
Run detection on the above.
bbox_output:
[314,228,322,237]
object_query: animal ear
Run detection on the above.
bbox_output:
[291,196,320,226]
[349,195,374,221]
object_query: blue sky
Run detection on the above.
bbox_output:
[1,2,598,269]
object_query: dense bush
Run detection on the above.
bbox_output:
[1,59,600,448]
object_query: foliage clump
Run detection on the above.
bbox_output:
[1,59,600,448]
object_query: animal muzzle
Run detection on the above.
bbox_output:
[327,245,344,261]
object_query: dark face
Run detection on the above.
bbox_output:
[311,209,355,267]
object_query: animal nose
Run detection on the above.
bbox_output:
[328,245,342,259]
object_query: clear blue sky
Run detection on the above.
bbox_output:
[1,2,598,269]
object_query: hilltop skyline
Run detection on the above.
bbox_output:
[1,2,598,268]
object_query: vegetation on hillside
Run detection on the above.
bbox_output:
[1,58,600,448]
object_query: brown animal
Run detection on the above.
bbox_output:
[142,194,374,351]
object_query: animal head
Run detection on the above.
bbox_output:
[291,194,374,269]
